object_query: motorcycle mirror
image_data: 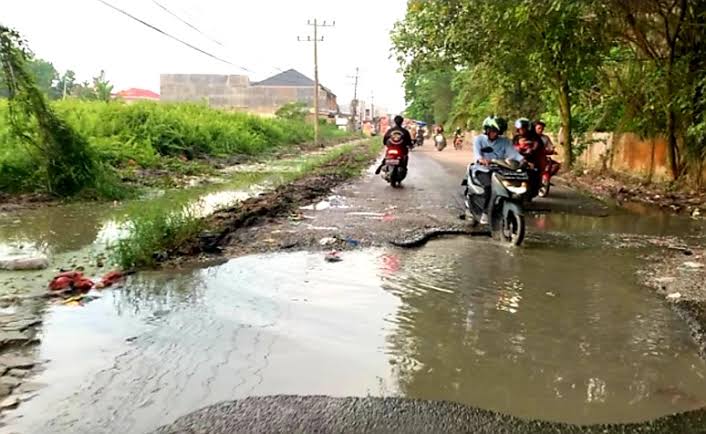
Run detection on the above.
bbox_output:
[480,147,493,153]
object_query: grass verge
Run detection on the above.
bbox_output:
[0,100,354,198]
[110,138,381,268]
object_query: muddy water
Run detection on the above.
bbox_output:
[2,212,706,432]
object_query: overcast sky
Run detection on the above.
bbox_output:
[2,0,407,113]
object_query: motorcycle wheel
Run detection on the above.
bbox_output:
[500,206,525,246]
[390,167,401,188]
[538,181,550,197]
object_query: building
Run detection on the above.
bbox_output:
[159,69,338,116]
[115,88,160,103]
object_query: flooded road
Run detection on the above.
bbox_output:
[5,225,706,432]
[1,144,706,433]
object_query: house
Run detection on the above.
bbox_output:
[159,69,339,116]
[115,88,160,103]
[252,69,338,115]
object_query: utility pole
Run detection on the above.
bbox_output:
[298,19,335,147]
[347,67,359,131]
[371,92,376,134]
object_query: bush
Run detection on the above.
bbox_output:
[275,101,308,121]
[0,100,349,196]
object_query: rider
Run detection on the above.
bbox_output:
[454,127,463,139]
[513,118,545,190]
[470,116,524,224]
[375,115,413,174]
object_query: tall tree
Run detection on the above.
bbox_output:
[93,70,113,102]
[607,0,692,178]
[392,0,608,167]
[52,69,77,99]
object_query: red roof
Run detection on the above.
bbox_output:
[116,88,160,100]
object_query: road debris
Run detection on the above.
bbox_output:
[324,251,343,263]
[683,262,704,269]
[319,237,338,246]
[0,251,49,271]
[48,269,133,296]
[0,396,19,409]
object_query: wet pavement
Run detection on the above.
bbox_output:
[1,141,706,433]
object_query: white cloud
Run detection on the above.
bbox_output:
[1,0,407,112]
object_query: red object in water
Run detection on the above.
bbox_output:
[48,270,96,292]
[49,276,72,291]
[96,271,126,289]
[381,254,401,273]
[54,271,82,280]
[72,277,94,291]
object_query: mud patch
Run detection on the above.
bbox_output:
[177,143,378,258]
[567,172,706,217]
[641,248,706,358]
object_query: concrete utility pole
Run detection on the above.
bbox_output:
[349,67,359,131]
[298,19,335,147]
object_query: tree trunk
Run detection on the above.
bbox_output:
[558,77,573,168]
[666,63,680,180]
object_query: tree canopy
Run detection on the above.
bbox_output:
[392,0,706,178]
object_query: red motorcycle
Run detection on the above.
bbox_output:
[539,150,561,197]
[453,135,463,150]
[380,143,407,188]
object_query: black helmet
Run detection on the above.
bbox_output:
[394,115,404,126]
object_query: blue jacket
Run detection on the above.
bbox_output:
[472,134,524,174]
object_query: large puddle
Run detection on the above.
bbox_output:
[2,216,706,432]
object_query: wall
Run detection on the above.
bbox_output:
[466,130,695,184]
[554,132,672,182]
[160,74,338,116]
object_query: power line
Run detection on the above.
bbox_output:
[95,0,252,72]
[149,0,287,77]
[151,0,225,47]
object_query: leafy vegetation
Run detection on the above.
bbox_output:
[275,101,309,121]
[0,99,350,196]
[0,25,98,196]
[392,0,706,180]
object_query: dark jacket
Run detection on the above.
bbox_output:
[384,126,413,148]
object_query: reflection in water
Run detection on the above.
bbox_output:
[5,251,399,434]
[382,237,706,424]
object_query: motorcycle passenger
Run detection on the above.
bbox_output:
[375,115,413,174]
[470,116,524,224]
[534,120,554,153]
[513,118,545,191]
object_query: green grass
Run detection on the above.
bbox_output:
[0,99,351,197]
[111,200,205,269]
[109,138,379,269]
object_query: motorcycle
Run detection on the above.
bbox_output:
[415,133,425,147]
[453,135,463,150]
[434,133,447,151]
[462,156,529,246]
[380,143,407,188]
[538,150,561,197]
